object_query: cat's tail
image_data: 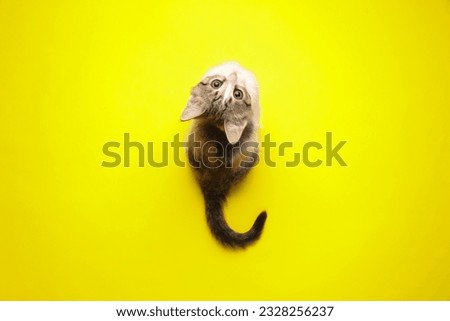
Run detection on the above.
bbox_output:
[203,190,267,248]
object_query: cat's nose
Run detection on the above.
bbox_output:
[223,85,234,106]
[228,72,237,82]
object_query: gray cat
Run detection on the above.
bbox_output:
[181,62,267,248]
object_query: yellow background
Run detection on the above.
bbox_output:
[1,0,449,300]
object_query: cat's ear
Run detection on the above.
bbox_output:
[180,84,207,121]
[224,119,247,144]
[180,100,205,121]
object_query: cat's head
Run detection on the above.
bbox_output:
[181,62,259,144]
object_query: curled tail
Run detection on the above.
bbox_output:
[203,191,267,248]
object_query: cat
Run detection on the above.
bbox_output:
[181,62,267,248]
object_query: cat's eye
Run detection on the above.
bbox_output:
[233,89,243,100]
[211,79,222,89]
